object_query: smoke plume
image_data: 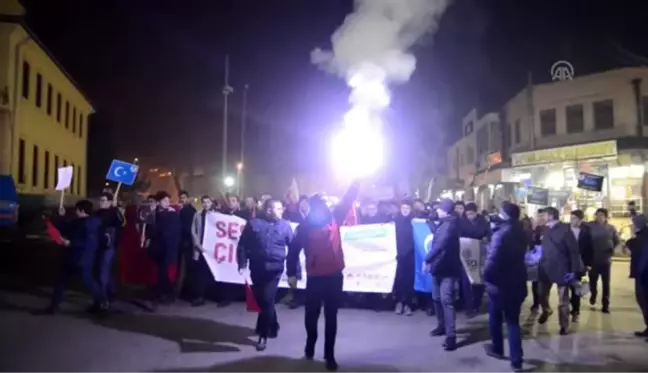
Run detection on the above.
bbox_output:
[312,0,452,86]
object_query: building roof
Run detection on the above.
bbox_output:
[0,14,95,112]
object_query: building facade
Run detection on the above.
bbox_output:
[444,67,648,219]
[0,1,93,200]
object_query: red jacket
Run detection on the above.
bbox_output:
[286,183,359,278]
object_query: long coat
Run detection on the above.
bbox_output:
[483,220,528,303]
[539,222,583,285]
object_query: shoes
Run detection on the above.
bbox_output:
[304,341,315,360]
[255,337,267,351]
[571,313,579,323]
[403,305,413,316]
[538,310,553,325]
[190,298,206,307]
[466,309,478,319]
[530,304,539,313]
[589,296,596,306]
[601,307,610,314]
[443,337,457,351]
[511,362,523,372]
[288,300,300,309]
[483,343,505,360]
[324,355,338,371]
[395,302,404,315]
[429,327,446,337]
[559,327,568,336]
[634,329,648,337]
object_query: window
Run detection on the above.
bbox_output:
[44,151,50,189]
[594,99,614,130]
[76,165,82,195]
[566,104,584,133]
[540,109,557,136]
[35,73,43,108]
[21,61,30,99]
[79,113,84,138]
[476,125,489,156]
[643,96,648,126]
[18,139,25,184]
[65,101,70,128]
[56,93,62,122]
[63,159,67,167]
[514,119,521,144]
[54,155,59,186]
[46,84,53,115]
[32,145,39,187]
[70,163,75,194]
[464,121,474,136]
[72,107,77,133]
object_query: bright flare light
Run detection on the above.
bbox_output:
[331,106,384,179]
[224,176,235,188]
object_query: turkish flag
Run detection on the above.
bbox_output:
[45,219,65,245]
[343,204,358,226]
[245,280,260,312]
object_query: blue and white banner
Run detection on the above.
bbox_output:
[412,219,433,292]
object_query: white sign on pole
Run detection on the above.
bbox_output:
[55,166,74,191]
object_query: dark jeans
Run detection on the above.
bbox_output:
[635,279,648,328]
[460,269,484,311]
[98,248,116,300]
[539,282,569,328]
[188,255,213,301]
[487,292,523,367]
[393,253,415,307]
[589,262,611,308]
[155,256,174,299]
[531,281,540,307]
[252,270,282,338]
[51,257,104,308]
[432,276,458,338]
[305,272,343,358]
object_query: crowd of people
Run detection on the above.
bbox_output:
[36,181,648,372]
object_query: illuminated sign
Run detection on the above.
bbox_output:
[512,141,617,167]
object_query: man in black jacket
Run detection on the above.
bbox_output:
[568,210,593,322]
[96,192,124,307]
[425,198,461,351]
[483,202,527,372]
[237,199,294,351]
[393,199,415,316]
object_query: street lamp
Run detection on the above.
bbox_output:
[236,162,243,196]
[224,176,235,189]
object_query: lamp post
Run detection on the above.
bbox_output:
[236,162,243,196]
[222,55,233,179]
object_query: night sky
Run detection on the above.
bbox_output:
[20,0,648,191]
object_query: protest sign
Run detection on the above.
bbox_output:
[459,238,484,285]
[202,213,398,293]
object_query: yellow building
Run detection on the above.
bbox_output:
[0,0,94,199]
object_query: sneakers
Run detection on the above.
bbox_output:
[589,295,596,306]
[571,313,579,323]
[483,343,505,360]
[538,310,553,325]
[559,327,568,336]
[404,305,413,316]
[395,302,404,315]
[429,326,446,337]
[255,337,267,351]
[443,337,457,351]
[634,329,648,337]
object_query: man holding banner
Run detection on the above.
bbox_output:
[237,199,294,352]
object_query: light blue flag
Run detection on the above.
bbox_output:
[412,218,433,293]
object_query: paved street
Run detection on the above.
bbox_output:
[1,259,647,372]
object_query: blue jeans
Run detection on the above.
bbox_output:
[432,276,458,338]
[461,269,485,311]
[98,248,115,299]
[487,292,523,366]
[51,257,104,308]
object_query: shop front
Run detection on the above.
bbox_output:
[509,140,645,221]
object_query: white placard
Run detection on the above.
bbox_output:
[55,166,74,191]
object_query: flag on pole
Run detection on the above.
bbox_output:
[284,178,300,213]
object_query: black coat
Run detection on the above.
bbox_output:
[484,220,528,303]
[95,207,123,251]
[238,217,294,274]
[459,215,490,240]
[395,214,415,259]
[148,208,182,263]
[539,222,583,285]
[425,215,461,278]
[179,204,197,241]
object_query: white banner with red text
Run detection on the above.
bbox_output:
[201,211,397,293]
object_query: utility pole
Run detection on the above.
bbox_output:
[239,84,249,196]
[221,55,233,180]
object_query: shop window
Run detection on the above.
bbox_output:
[642,96,648,126]
[477,125,488,155]
[18,139,25,184]
[72,107,77,133]
[566,104,584,133]
[540,109,556,137]
[46,84,53,115]
[32,145,39,187]
[514,120,521,144]
[79,114,84,138]
[22,61,30,99]
[35,73,42,108]
[593,99,614,130]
